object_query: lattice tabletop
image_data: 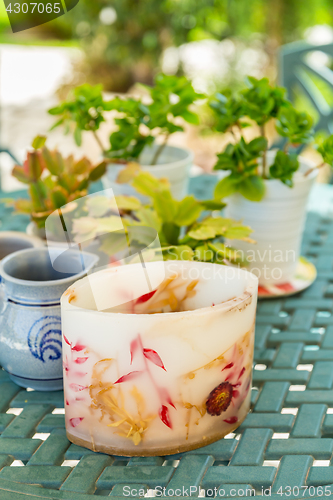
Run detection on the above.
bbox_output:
[1,178,333,499]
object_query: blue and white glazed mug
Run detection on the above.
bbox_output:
[0,247,98,391]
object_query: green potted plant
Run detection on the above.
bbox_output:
[48,74,203,199]
[70,169,253,267]
[7,136,107,248]
[210,76,333,286]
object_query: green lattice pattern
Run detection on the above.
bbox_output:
[0,178,333,498]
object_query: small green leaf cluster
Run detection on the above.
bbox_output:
[211,76,328,202]
[49,84,113,147]
[49,74,203,164]
[72,169,253,265]
[9,136,106,228]
[317,135,333,166]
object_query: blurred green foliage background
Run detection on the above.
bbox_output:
[1,0,333,92]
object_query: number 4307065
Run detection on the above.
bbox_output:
[6,3,61,13]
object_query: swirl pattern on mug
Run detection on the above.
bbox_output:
[28,316,62,362]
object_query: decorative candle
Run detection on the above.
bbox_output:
[61,260,258,456]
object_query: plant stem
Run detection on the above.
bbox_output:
[150,134,170,165]
[92,131,107,155]
[260,124,267,179]
[236,121,243,135]
[304,162,325,177]
[230,128,237,142]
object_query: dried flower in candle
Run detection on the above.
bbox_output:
[206,381,233,416]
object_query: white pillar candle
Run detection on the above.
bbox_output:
[61,261,258,456]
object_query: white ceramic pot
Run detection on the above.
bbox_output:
[102,144,193,200]
[61,260,258,456]
[26,222,110,267]
[224,152,318,286]
[0,231,44,261]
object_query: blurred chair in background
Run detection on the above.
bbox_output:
[279,41,333,135]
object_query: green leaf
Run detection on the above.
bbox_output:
[208,242,247,264]
[89,161,107,181]
[42,148,63,176]
[187,225,217,240]
[269,151,298,187]
[96,216,124,234]
[113,195,142,211]
[162,245,194,261]
[317,135,333,166]
[27,151,44,181]
[152,189,178,223]
[176,196,203,226]
[86,196,112,217]
[248,137,268,155]
[29,184,45,212]
[224,225,253,240]
[132,171,166,198]
[116,163,141,184]
[133,208,161,232]
[201,216,235,234]
[214,175,239,199]
[200,200,226,210]
[74,127,82,146]
[180,110,199,125]
[50,187,68,209]
[162,222,180,245]
[13,199,33,214]
[194,245,214,261]
[31,135,47,150]
[99,231,129,256]
[71,157,91,175]
[12,166,31,184]
[275,107,314,144]
[238,175,265,201]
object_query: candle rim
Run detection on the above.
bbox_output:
[61,260,258,318]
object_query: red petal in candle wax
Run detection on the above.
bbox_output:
[72,343,86,352]
[159,404,172,429]
[69,383,87,392]
[63,357,69,372]
[114,371,142,384]
[223,416,238,425]
[130,338,139,364]
[135,290,156,304]
[69,417,84,427]
[222,362,234,371]
[159,387,176,409]
[63,335,71,346]
[143,349,166,371]
[74,357,89,364]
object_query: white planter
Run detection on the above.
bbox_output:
[61,260,258,456]
[224,153,318,286]
[102,144,193,200]
[26,222,110,267]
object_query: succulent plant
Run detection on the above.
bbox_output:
[9,136,107,229]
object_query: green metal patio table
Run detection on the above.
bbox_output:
[0,177,333,499]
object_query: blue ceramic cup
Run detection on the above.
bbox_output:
[0,247,98,391]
